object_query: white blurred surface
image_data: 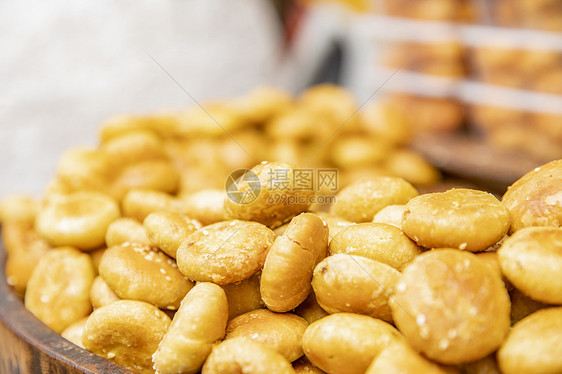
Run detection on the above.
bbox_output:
[0,0,286,197]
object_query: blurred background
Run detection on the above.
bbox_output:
[1,0,561,197]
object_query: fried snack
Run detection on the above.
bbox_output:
[180,103,248,137]
[391,249,510,364]
[229,86,293,124]
[460,355,501,374]
[3,222,50,294]
[219,132,266,171]
[302,313,402,374]
[366,341,458,374]
[267,107,321,141]
[0,194,38,224]
[223,161,313,228]
[474,251,502,277]
[225,309,308,362]
[497,307,562,374]
[180,189,225,225]
[312,254,400,322]
[359,100,412,146]
[202,337,295,374]
[98,113,184,142]
[82,300,171,374]
[153,282,228,374]
[498,227,562,304]
[112,160,180,198]
[329,223,421,270]
[509,287,549,325]
[384,149,441,187]
[312,212,353,240]
[176,220,275,285]
[502,159,562,233]
[337,168,389,190]
[99,243,192,310]
[372,204,406,229]
[299,84,358,129]
[53,147,113,195]
[330,177,418,223]
[25,247,94,333]
[122,189,182,222]
[90,276,120,309]
[143,211,201,258]
[293,356,326,374]
[402,189,510,252]
[105,218,151,247]
[99,130,167,170]
[261,213,329,312]
[274,222,289,236]
[294,292,329,325]
[89,248,105,275]
[269,140,306,168]
[61,317,89,348]
[330,136,390,169]
[221,272,264,320]
[35,192,120,250]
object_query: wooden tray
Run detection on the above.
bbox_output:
[0,230,133,374]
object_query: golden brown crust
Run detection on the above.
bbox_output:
[90,276,120,309]
[105,217,151,247]
[3,221,50,294]
[176,220,276,285]
[383,149,441,187]
[202,337,296,374]
[502,159,562,233]
[312,211,353,239]
[391,249,510,364]
[366,342,459,374]
[35,192,120,250]
[25,247,94,333]
[498,227,562,304]
[261,213,329,312]
[302,313,402,374]
[112,160,180,198]
[372,204,407,229]
[225,309,308,362]
[402,189,510,252]
[153,282,228,374]
[312,254,400,322]
[221,272,264,320]
[294,292,329,325]
[180,189,225,226]
[224,161,313,228]
[99,130,168,170]
[122,189,183,222]
[61,317,89,349]
[82,300,171,374]
[498,307,562,374]
[99,243,193,310]
[143,211,201,258]
[329,222,421,270]
[0,194,38,224]
[330,177,418,223]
